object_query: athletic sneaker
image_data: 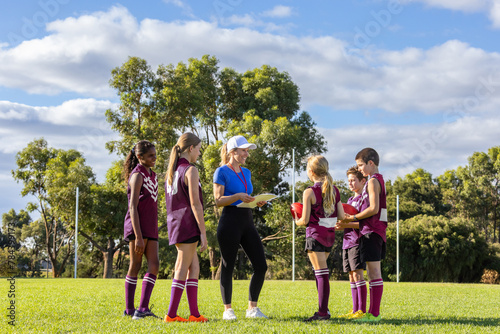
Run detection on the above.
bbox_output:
[304,312,331,322]
[246,307,268,319]
[164,315,187,322]
[338,310,354,318]
[349,310,365,319]
[188,315,208,322]
[355,312,381,322]
[132,307,160,320]
[122,310,134,317]
[223,308,237,320]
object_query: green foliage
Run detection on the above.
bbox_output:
[384,215,495,282]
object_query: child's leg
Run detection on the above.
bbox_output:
[186,251,201,317]
[167,243,198,318]
[125,241,143,315]
[348,272,358,312]
[366,261,383,317]
[138,240,159,312]
[307,251,330,316]
[353,269,366,313]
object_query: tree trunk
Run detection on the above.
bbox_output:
[209,246,217,280]
[102,238,116,278]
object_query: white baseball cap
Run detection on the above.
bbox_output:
[226,135,257,151]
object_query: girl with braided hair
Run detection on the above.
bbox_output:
[122,140,160,319]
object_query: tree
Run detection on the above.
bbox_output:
[106,55,327,279]
[78,162,128,278]
[437,146,500,243]
[12,138,75,277]
[386,168,448,221]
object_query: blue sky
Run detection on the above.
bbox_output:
[1,0,500,218]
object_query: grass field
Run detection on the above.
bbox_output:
[1,278,499,333]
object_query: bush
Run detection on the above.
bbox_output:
[383,215,496,282]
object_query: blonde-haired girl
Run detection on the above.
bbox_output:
[296,155,345,321]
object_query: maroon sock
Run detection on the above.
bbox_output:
[138,273,156,312]
[186,279,200,317]
[356,280,367,313]
[350,282,358,312]
[369,278,383,317]
[167,279,185,318]
[314,268,330,316]
[125,275,137,314]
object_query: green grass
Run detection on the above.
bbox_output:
[1,278,499,333]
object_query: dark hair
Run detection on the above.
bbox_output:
[355,148,379,166]
[346,166,366,182]
[123,140,155,181]
[166,133,201,185]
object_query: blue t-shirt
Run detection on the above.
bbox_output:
[213,165,253,206]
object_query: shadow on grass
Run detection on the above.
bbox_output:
[331,317,500,327]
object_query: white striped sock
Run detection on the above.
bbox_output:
[143,276,156,285]
[125,277,137,285]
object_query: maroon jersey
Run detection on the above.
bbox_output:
[165,158,204,245]
[123,164,158,240]
[342,194,363,249]
[359,173,387,241]
[305,182,341,248]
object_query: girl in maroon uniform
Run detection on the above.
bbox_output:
[164,133,208,323]
[123,140,159,319]
[296,155,345,321]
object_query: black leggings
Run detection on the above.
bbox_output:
[217,206,268,304]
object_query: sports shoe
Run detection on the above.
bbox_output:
[338,310,354,318]
[123,310,134,317]
[304,312,331,322]
[188,315,208,322]
[164,315,188,322]
[355,312,381,322]
[349,310,365,319]
[246,307,268,319]
[223,308,237,320]
[132,305,160,320]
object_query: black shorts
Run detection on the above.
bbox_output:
[126,234,158,242]
[359,232,386,262]
[342,246,366,272]
[178,235,201,244]
[305,237,332,253]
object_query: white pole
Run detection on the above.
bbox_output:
[292,149,296,282]
[396,194,399,283]
[74,187,79,279]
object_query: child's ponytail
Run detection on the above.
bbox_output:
[123,140,155,182]
[307,155,336,216]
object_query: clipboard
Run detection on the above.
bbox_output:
[236,193,278,208]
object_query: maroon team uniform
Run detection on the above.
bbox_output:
[123,164,158,240]
[165,158,203,244]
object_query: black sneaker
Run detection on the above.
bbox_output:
[304,312,331,322]
[123,310,134,317]
[132,305,160,320]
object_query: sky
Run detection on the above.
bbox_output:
[1,0,500,218]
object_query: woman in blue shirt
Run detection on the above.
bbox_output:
[213,135,268,321]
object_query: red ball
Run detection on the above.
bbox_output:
[342,203,359,215]
[290,202,303,219]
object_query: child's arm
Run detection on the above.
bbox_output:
[335,221,359,230]
[343,178,381,222]
[129,172,144,254]
[296,188,315,226]
[186,166,207,252]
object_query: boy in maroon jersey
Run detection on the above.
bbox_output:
[343,148,387,322]
[122,140,160,320]
[336,166,367,319]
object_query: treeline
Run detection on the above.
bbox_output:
[1,55,499,283]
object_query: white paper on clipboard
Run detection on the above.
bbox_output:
[236,193,278,208]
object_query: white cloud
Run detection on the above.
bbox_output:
[261,5,293,18]
[320,111,500,183]
[403,0,500,28]
[0,6,499,117]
